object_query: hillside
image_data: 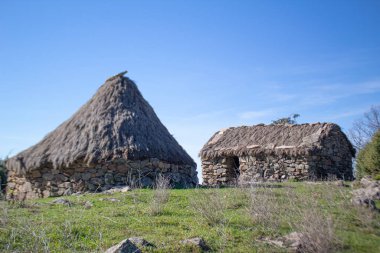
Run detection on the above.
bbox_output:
[0,182,379,252]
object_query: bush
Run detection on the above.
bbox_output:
[356,130,380,179]
[148,174,171,215]
[190,188,226,226]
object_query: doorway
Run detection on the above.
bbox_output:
[232,156,240,179]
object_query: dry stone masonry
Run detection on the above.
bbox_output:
[200,123,355,185]
[7,158,197,200]
[6,73,197,200]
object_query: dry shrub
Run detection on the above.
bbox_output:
[286,184,339,253]
[292,209,336,253]
[0,201,8,227]
[246,185,280,232]
[225,187,248,210]
[191,188,226,226]
[149,174,170,215]
[4,216,50,252]
[352,204,380,233]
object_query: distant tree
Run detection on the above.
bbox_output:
[356,130,380,179]
[349,105,380,150]
[271,114,300,125]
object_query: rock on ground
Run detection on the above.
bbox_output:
[352,177,380,210]
[257,232,304,252]
[128,237,154,247]
[99,198,121,202]
[180,237,210,251]
[104,237,154,253]
[51,198,72,206]
[84,201,93,209]
[104,239,141,253]
[103,185,131,194]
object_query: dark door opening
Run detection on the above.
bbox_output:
[232,156,240,178]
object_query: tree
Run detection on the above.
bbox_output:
[349,105,380,150]
[271,114,300,125]
[356,130,380,179]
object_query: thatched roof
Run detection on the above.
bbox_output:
[8,73,195,174]
[200,123,355,159]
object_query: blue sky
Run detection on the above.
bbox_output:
[1,1,380,180]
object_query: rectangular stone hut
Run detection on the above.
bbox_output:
[200,123,355,186]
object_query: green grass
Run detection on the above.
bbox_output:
[0,182,379,252]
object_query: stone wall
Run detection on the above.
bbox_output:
[6,158,198,200]
[202,147,353,185]
[202,128,354,186]
[202,155,311,186]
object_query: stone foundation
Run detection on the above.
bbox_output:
[6,158,197,200]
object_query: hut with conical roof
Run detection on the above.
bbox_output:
[200,123,355,185]
[6,72,198,200]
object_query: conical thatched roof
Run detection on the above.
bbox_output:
[8,73,195,174]
[200,123,355,159]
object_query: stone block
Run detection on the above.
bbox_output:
[20,182,32,193]
[82,173,92,181]
[30,170,41,178]
[104,173,115,185]
[42,173,54,181]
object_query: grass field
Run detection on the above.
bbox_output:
[0,182,379,252]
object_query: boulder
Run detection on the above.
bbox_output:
[352,188,378,210]
[180,237,210,251]
[128,237,154,247]
[257,232,304,252]
[140,177,153,187]
[84,201,93,209]
[51,198,72,206]
[360,177,379,189]
[99,198,121,202]
[352,177,380,210]
[104,239,141,253]
[103,185,130,194]
[282,232,304,251]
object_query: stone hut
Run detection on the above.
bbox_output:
[6,72,198,200]
[200,123,355,186]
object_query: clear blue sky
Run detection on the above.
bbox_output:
[1,1,380,180]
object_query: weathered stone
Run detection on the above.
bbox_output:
[52,198,72,206]
[42,173,54,181]
[31,170,41,178]
[84,201,93,209]
[140,176,153,187]
[103,185,130,194]
[352,178,380,210]
[105,239,141,253]
[104,173,115,185]
[128,237,154,247]
[81,173,92,181]
[180,237,210,251]
[360,177,379,189]
[99,198,121,202]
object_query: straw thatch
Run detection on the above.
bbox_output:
[8,74,194,174]
[200,123,355,159]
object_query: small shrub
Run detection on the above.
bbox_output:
[292,209,336,253]
[246,185,281,232]
[0,201,8,227]
[356,130,380,179]
[149,174,170,215]
[288,184,340,253]
[191,188,226,226]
